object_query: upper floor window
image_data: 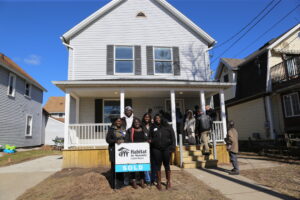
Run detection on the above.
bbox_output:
[7,73,16,97]
[115,46,134,74]
[25,115,33,136]
[223,74,229,82]
[25,82,31,97]
[154,47,173,74]
[283,93,300,118]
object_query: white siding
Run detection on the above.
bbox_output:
[227,98,267,140]
[69,0,210,81]
[44,117,64,145]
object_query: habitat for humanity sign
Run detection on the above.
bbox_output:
[115,143,150,173]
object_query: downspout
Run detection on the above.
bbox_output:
[60,36,75,80]
[265,49,276,139]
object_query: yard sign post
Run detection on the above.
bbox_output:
[115,143,151,188]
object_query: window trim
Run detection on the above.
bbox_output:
[7,73,16,97]
[153,47,174,75]
[283,92,300,118]
[25,114,33,137]
[103,99,120,123]
[114,45,135,75]
[24,82,31,98]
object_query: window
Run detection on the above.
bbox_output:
[25,82,31,97]
[58,113,65,118]
[136,12,146,17]
[25,115,33,136]
[103,100,120,123]
[283,93,300,118]
[7,73,16,97]
[223,74,229,82]
[115,46,134,74]
[154,47,173,74]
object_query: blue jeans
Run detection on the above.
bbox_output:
[229,151,239,171]
[144,171,151,183]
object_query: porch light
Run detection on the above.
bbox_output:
[114,92,118,95]
[179,92,183,95]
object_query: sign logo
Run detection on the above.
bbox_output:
[118,147,130,157]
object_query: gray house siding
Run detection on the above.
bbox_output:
[0,66,44,147]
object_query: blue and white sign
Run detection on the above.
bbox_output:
[115,143,150,173]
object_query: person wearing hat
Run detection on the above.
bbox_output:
[121,106,138,131]
[225,120,239,175]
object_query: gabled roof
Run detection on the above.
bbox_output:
[44,96,65,113]
[0,53,47,91]
[214,23,300,80]
[214,58,244,80]
[61,0,216,47]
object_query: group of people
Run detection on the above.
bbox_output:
[106,106,175,190]
[182,105,216,154]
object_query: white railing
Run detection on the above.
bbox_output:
[68,123,111,147]
[211,121,225,143]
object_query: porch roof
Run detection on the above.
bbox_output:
[53,79,235,92]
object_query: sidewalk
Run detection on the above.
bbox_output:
[185,157,294,200]
[0,155,62,200]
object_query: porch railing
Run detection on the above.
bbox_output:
[211,121,225,142]
[68,123,111,147]
[270,56,300,84]
[67,121,225,148]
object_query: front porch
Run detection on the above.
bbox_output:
[54,79,234,167]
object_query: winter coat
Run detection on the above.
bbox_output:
[196,114,212,133]
[106,126,126,163]
[149,124,176,152]
[121,116,139,130]
[184,117,196,134]
[125,128,148,143]
[225,128,239,153]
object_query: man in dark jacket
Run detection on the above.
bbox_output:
[196,111,212,154]
[225,120,239,175]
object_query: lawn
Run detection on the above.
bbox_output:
[0,149,61,167]
[17,167,229,200]
[241,163,300,199]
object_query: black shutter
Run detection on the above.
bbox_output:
[125,99,132,108]
[146,46,154,75]
[173,47,180,76]
[107,45,114,75]
[95,99,103,123]
[135,46,142,75]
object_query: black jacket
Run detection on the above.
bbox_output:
[149,124,176,152]
[121,116,139,129]
[125,128,148,143]
[106,126,126,163]
[196,114,212,133]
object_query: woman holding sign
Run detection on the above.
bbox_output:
[106,117,126,189]
[150,114,176,190]
[125,118,148,189]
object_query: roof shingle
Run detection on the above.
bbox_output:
[44,97,65,113]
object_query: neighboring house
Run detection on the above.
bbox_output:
[0,53,47,147]
[44,96,65,121]
[43,97,65,145]
[53,0,234,152]
[215,23,300,141]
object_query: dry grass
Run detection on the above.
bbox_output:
[0,149,61,167]
[18,167,229,200]
[241,164,300,199]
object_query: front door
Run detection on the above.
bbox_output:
[165,99,185,117]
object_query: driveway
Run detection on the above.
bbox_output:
[0,155,62,200]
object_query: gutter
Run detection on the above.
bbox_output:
[60,36,75,80]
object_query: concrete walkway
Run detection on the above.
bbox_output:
[186,157,293,200]
[0,155,62,200]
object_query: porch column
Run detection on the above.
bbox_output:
[219,89,227,138]
[170,90,177,145]
[120,89,125,118]
[200,90,206,113]
[64,92,70,149]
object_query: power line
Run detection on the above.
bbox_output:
[211,0,282,64]
[213,0,277,49]
[233,4,300,57]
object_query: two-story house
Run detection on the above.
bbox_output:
[53,0,233,168]
[215,23,300,143]
[0,53,46,147]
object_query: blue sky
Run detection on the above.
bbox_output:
[0,0,299,104]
